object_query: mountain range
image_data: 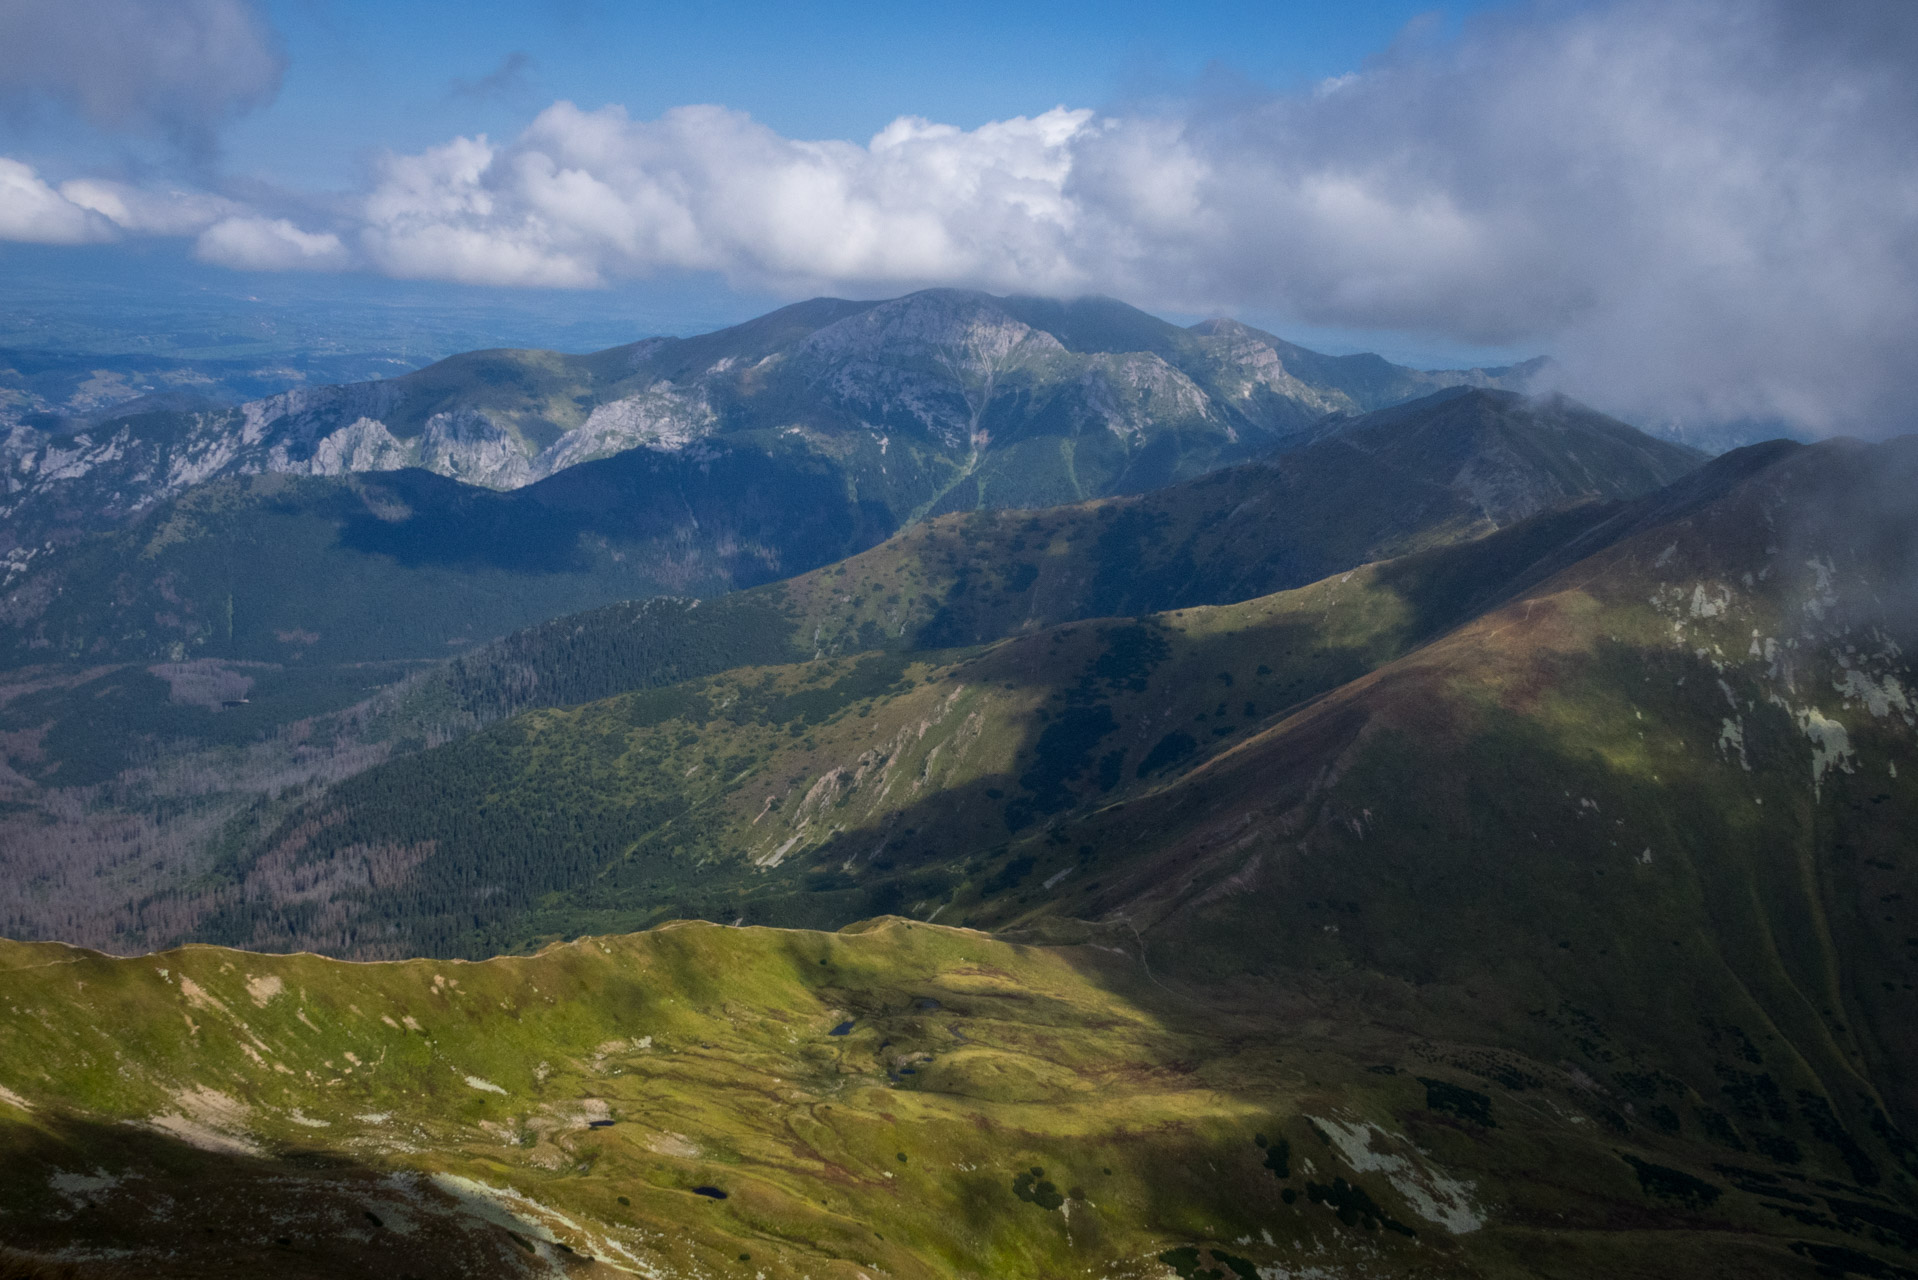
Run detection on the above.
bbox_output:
[0,382,1688,674]
[1,291,1539,563]
[0,385,1700,953]
[1,425,1912,1280]
[0,294,1913,1280]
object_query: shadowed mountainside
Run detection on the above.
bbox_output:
[0,392,1701,957]
[0,387,1685,676]
[182,438,1918,1206]
[416,387,1701,721]
[0,437,1914,1276]
[2,916,1912,1279]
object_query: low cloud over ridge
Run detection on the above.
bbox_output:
[3,0,1915,438]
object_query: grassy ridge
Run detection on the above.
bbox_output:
[3,441,1915,1277]
[417,437,1633,732]
[1010,438,1918,1228]
[0,920,1900,1278]
[0,394,1665,958]
[187,438,1918,1227]
[202,503,1650,958]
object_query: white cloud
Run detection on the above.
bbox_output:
[356,103,1098,293]
[59,178,241,235]
[0,159,116,244]
[0,0,283,151]
[332,0,1918,436]
[1077,0,1918,436]
[6,0,1916,438]
[0,158,248,245]
[194,216,349,272]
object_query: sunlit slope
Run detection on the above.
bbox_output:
[4,438,1913,1278]
[205,506,1604,957]
[428,389,1696,723]
[194,435,1918,1249]
[0,920,1899,1280]
[1009,436,1918,1223]
[0,391,1693,961]
[417,436,1513,724]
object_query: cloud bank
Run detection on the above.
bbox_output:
[356,106,1093,291]
[3,0,1916,437]
[0,0,284,153]
[0,159,116,244]
[195,216,350,272]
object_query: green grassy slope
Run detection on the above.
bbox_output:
[191,437,1918,1232]
[413,440,1505,728]
[0,392,1691,960]
[1001,435,1918,1247]
[423,388,1698,725]
[199,502,1656,958]
[2,437,1913,1277]
[177,402,1696,961]
[0,919,1902,1279]
[0,438,895,672]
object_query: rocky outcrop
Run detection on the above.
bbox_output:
[534,383,718,474]
[0,289,1547,558]
[418,410,533,488]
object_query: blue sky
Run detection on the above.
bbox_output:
[2,0,1915,435]
[2,0,1517,366]
[232,1,1492,188]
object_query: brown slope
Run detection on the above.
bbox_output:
[1012,435,1918,1202]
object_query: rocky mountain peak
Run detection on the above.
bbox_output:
[1,292,1562,558]
[796,288,1067,369]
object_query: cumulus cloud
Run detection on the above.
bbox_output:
[0,158,116,244]
[356,104,1094,292]
[1113,0,1918,436]
[0,0,283,151]
[59,178,242,235]
[0,158,244,243]
[333,0,1918,436]
[5,0,1916,437]
[194,216,350,271]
